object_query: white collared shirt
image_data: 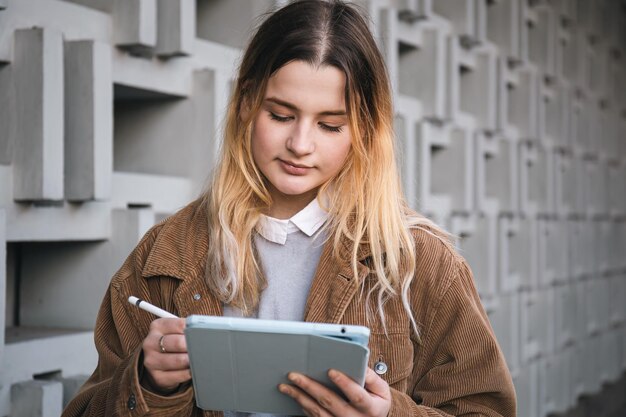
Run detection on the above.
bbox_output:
[255,197,328,245]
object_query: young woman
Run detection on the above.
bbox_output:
[62,1,516,416]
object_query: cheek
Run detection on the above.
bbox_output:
[251,120,273,162]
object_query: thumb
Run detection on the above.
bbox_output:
[364,367,391,399]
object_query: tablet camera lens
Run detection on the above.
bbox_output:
[341,327,346,333]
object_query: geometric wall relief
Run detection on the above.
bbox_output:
[1,1,625,416]
[514,359,539,417]
[500,215,538,291]
[487,292,521,375]
[64,40,112,202]
[520,140,554,217]
[486,0,526,64]
[12,27,64,202]
[453,213,497,300]
[476,133,518,215]
[415,121,473,219]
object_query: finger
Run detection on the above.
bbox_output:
[285,372,351,416]
[144,352,190,373]
[149,317,186,334]
[362,368,392,399]
[155,334,188,353]
[279,383,334,417]
[147,368,192,390]
[327,369,374,412]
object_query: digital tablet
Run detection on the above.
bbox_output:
[184,315,370,415]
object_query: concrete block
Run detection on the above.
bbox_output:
[433,0,486,47]
[538,355,559,417]
[572,279,588,342]
[486,0,524,62]
[424,123,474,215]
[156,0,195,57]
[477,134,518,214]
[567,220,585,280]
[569,344,585,400]
[611,274,626,326]
[519,141,554,216]
[506,67,540,140]
[520,288,554,361]
[502,215,538,291]
[196,0,274,49]
[64,40,112,202]
[113,0,157,56]
[2,330,96,416]
[454,213,497,298]
[488,293,520,374]
[583,159,608,219]
[13,28,64,202]
[394,96,423,210]
[0,210,5,366]
[585,277,611,336]
[608,163,625,219]
[0,64,15,164]
[554,151,576,217]
[415,121,450,215]
[11,379,63,417]
[538,219,569,285]
[623,327,626,371]
[458,45,498,131]
[553,348,575,412]
[584,335,604,394]
[601,330,622,383]
[112,172,193,214]
[554,283,576,349]
[386,19,451,122]
[18,208,155,329]
[114,70,215,188]
[395,0,433,22]
[60,0,112,13]
[541,82,572,150]
[59,375,89,408]
[527,4,558,77]
[513,359,539,417]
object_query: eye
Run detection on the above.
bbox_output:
[319,123,343,133]
[269,112,293,123]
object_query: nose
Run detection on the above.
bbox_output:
[286,121,315,156]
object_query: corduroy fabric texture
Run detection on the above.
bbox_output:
[61,199,517,417]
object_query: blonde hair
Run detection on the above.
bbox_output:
[204,0,449,335]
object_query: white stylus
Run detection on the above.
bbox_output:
[128,296,179,318]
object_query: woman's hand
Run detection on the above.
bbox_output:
[279,367,392,417]
[141,318,191,393]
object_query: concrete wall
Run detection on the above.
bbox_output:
[0,0,625,416]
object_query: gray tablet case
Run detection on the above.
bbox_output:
[185,315,370,415]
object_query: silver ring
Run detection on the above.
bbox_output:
[159,335,167,353]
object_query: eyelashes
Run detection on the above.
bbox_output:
[268,112,344,134]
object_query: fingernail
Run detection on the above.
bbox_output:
[328,369,339,380]
[287,372,299,383]
[278,384,290,394]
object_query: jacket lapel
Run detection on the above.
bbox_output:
[303,236,370,323]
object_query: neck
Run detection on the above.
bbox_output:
[267,189,318,219]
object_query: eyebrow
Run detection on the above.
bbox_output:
[265,97,347,117]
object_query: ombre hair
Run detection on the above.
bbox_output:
[204,0,449,334]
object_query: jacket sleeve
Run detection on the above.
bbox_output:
[388,258,517,417]
[60,235,204,417]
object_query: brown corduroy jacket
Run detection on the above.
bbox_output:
[62,200,516,417]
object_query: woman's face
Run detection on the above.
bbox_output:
[251,60,352,218]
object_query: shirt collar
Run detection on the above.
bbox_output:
[256,198,328,245]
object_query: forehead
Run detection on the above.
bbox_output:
[265,61,346,111]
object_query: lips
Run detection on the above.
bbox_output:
[279,159,312,175]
